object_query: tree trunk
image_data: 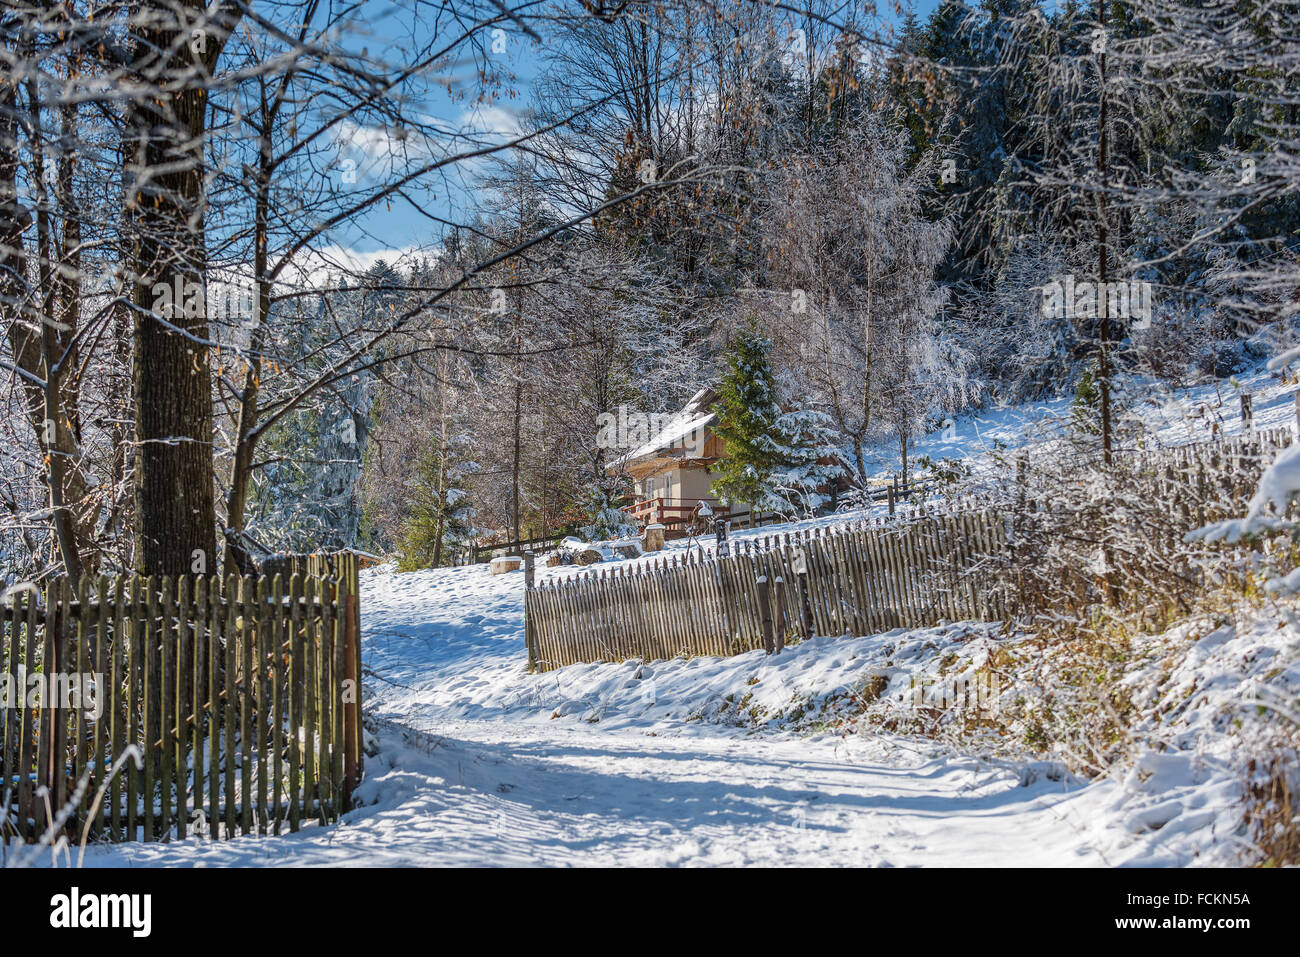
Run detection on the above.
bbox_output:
[1096,0,1113,466]
[432,420,448,569]
[223,84,273,572]
[126,1,237,575]
[511,376,522,545]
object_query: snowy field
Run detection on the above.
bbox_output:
[54,364,1298,867]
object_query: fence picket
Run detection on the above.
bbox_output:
[174,576,190,841]
[272,572,286,834]
[222,574,238,839]
[240,574,255,837]
[303,574,318,825]
[288,572,303,833]
[207,576,220,840]
[74,575,90,828]
[192,575,207,839]
[257,575,270,834]
[5,592,26,841]
[159,576,173,841]
[35,581,54,838]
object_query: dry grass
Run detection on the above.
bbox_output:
[1244,747,1300,867]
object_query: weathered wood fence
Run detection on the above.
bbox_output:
[1,552,362,844]
[525,509,1013,671]
[453,532,569,566]
[524,427,1295,671]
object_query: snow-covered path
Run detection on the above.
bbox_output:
[76,717,1102,867]
[388,722,1079,868]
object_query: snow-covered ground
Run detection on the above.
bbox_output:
[49,364,1296,867]
[58,558,1291,868]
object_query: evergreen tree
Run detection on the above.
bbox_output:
[1072,362,1102,436]
[760,404,847,518]
[580,486,637,542]
[394,433,475,571]
[709,330,784,518]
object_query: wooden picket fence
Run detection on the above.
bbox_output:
[525,509,1013,671]
[524,426,1297,671]
[1109,426,1292,527]
[1,552,362,844]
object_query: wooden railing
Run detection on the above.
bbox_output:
[452,532,569,566]
[620,497,735,531]
[620,478,930,536]
[1,552,362,844]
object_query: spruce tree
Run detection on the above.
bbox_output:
[396,434,475,571]
[709,330,784,520]
[760,404,848,518]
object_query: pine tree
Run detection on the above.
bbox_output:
[1072,362,1102,436]
[709,330,784,519]
[760,404,847,518]
[395,434,475,571]
[580,486,636,542]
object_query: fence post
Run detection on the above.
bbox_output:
[772,576,787,654]
[757,576,774,655]
[342,556,362,811]
[41,581,63,836]
[523,550,537,673]
[790,546,813,640]
[1241,392,1253,431]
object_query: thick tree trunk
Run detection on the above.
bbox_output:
[126,1,237,575]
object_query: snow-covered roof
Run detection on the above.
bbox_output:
[607,388,718,470]
[680,387,715,416]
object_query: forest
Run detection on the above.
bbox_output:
[1,0,1296,582]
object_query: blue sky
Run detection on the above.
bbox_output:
[327,0,944,261]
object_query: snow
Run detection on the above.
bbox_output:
[44,363,1300,867]
[53,558,1291,868]
[615,410,715,466]
[899,364,1296,481]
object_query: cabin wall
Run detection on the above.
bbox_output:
[636,465,718,504]
[678,466,716,501]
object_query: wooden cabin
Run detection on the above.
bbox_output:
[608,388,737,536]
